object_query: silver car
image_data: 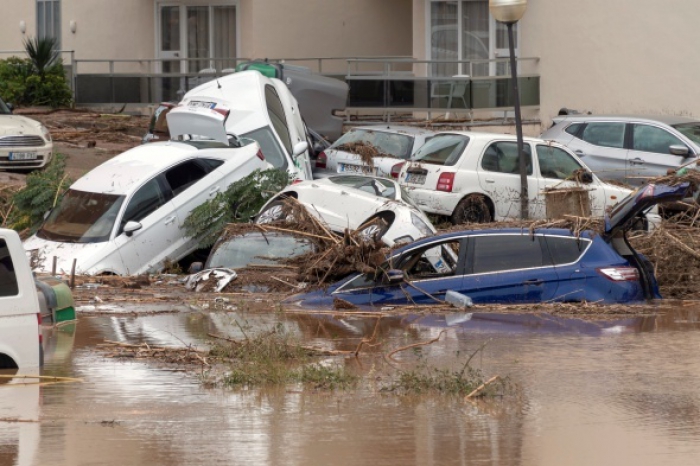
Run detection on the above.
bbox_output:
[541,115,700,184]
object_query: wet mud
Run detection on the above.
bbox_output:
[2,298,700,465]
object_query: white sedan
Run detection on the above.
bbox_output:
[399,131,646,224]
[24,108,272,276]
[255,175,436,246]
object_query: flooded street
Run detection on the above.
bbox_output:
[3,301,700,466]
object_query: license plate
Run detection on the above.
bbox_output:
[9,152,38,161]
[339,163,374,175]
[188,100,216,109]
[405,173,426,184]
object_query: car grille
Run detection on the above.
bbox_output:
[0,135,45,147]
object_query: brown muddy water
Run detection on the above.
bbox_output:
[3,300,700,466]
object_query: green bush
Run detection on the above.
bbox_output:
[0,57,72,108]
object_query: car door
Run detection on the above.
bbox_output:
[113,176,180,275]
[542,235,593,302]
[627,123,694,182]
[477,140,540,219]
[565,121,628,181]
[535,144,609,218]
[462,234,560,303]
[162,158,225,258]
[332,239,466,306]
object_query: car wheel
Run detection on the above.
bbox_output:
[357,217,389,243]
[256,201,291,224]
[451,195,492,225]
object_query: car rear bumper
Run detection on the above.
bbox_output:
[403,187,460,216]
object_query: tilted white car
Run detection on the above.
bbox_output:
[255,175,436,246]
[314,125,435,179]
[399,131,645,224]
[24,120,272,275]
[0,97,53,170]
[178,70,313,181]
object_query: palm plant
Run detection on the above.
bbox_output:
[23,36,60,76]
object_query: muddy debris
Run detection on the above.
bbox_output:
[30,110,149,147]
[335,140,396,166]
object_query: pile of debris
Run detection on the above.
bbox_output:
[335,141,394,166]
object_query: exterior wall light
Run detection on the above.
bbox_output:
[70,21,77,33]
[19,20,26,34]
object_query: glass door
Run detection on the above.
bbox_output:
[186,6,210,73]
[159,5,182,74]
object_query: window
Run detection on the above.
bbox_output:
[673,123,700,146]
[403,241,462,280]
[121,179,168,231]
[413,134,469,166]
[243,126,288,169]
[565,123,583,137]
[471,235,544,273]
[164,160,215,196]
[37,0,61,48]
[265,85,293,155]
[332,130,413,159]
[580,122,626,149]
[544,236,590,265]
[0,240,19,297]
[481,141,533,175]
[536,145,583,180]
[632,125,686,155]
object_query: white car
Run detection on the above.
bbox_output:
[24,111,272,275]
[314,125,435,179]
[178,70,313,181]
[255,175,436,246]
[0,97,53,170]
[399,131,642,224]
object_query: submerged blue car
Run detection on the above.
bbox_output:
[287,182,692,307]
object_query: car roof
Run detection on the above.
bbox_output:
[350,125,436,136]
[70,141,202,195]
[392,228,586,255]
[553,114,700,126]
[434,130,548,145]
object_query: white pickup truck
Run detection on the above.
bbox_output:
[0,228,43,369]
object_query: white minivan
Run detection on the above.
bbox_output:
[0,229,42,369]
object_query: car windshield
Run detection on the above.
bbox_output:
[0,97,11,115]
[412,134,469,166]
[206,232,314,269]
[672,123,700,146]
[327,175,398,200]
[37,190,125,243]
[242,126,288,169]
[331,129,413,159]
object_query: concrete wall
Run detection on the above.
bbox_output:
[0,1,37,56]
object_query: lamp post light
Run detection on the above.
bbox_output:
[489,0,528,219]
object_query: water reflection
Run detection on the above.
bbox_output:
[3,304,700,465]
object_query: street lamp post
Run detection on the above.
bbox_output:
[489,0,528,219]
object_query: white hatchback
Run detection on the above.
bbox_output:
[255,175,436,246]
[399,131,639,224]
[0,97,53,170]
[24,134,271,275]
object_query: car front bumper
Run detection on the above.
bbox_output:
[0,144,53,169]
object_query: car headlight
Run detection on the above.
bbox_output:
[40,125,52,142]
[411,212,434,236]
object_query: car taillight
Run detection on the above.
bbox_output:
[436,172,455,192]
[256,149,265,161]
[316,151,327,169]
[37,313,42,344]
[390,162,406,179]
[291,178,303,185]
[597,267,640,281]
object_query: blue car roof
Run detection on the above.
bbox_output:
[391,227,586,255]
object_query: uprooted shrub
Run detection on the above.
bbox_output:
[184,168,290,248]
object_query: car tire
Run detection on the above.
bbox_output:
[357,217,390,243]
[451,195,492,225]
[256,200,291,224]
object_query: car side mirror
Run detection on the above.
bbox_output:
[292,141,309,157]
[386,269,405,284]
[123,221,143,237]
[670,145,690,157]
[579,171,594,184]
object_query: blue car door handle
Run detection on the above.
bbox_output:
[522,279,543,285]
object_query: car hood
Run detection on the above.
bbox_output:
[605,182,693,236]
[0,115,43,136]
[166,105,229,144]
[23,236,115,275]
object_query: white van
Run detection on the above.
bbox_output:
[0,229,42,369]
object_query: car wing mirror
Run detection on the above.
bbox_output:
[670,145,690,157]
[579,171,594,184]
[292,141,309,158]
[123,221,143,237]
[386,268,405,284]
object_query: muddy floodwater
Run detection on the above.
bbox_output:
[3,299,700,466]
